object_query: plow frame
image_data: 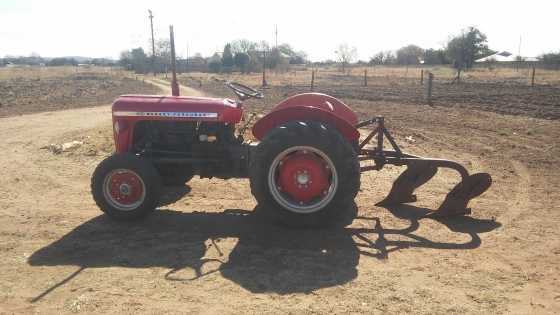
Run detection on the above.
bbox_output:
[356,117,468,177]
[355,117,492,216]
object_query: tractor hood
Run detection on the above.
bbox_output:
[112,95,243,123]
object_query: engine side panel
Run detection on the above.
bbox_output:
[112,95,243,153]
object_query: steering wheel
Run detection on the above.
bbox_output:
[225,82,264,100]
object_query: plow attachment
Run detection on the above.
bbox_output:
[357,117,492,216]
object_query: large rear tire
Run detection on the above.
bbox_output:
[249,121,360,228]
[91,154,162,220]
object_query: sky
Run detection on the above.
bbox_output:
[1,0,558,61]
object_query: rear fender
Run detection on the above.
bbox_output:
[274,93,358,126]
[252,106,359,142]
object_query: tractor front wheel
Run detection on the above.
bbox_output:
[91,154,162,220]
[250,121,360,227]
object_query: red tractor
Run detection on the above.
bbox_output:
[91,28,492,227]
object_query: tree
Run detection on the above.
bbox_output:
[539,51,560,64]
[208,53,222,73]
[222,44,234,69]
[234,52,250,73]
[335,43,357,73]
[119,50,132,68]
[396,45,424,65]
[231,39,257,54]
[369,52,385,65]
[153,38,171,73]
[130,48,149,73]
[423,48,449,65]
[446,27,491,71]
[119,48,148,73]
[47,57,77,66]
[277,44,307,64]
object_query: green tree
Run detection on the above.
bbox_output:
[130,48,149,73]
[222,43,234,68]
[446,27,491,70]
[423,48,449,65]
[234,52,250,73]
[539,51,560,64]
[277,44,307,64]
[207,53,222,73]
[396,45,424,65]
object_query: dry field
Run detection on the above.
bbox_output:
[0,66,559,314]
[0,66,159,117]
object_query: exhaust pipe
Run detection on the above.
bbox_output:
[169,25,180,96]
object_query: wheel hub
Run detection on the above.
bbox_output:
[296,171,310,185]
[119,183,131,195]
[103,169,146,210]
[277,151,330,203]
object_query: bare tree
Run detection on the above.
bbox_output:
[230,39,257,54]
[335,43,357,73]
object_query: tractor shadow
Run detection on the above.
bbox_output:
[28,196,501,301]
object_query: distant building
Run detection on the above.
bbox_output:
[476,51,538,63]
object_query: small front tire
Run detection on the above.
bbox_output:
[91,154,162,220]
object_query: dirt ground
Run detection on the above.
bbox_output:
[0,67,160,117]
[0,70,559,314]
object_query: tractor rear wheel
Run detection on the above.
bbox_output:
[250,121,360,228]
[91,153,162,220]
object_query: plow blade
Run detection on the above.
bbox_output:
[436,172,492,216]
[376,159,492,216]
[376,161,438,206]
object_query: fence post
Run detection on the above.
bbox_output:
[531,66,536,87]
[363,69,368,87]
[426,72,434,105]
[420,69,424,85]
[311,70,315,91]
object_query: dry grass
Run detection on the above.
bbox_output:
[173,65,560,89]
[0,65,130,81]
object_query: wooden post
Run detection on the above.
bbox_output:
[531,66,535,87]
[311,70,315,91]
[363,69,367,86]
[420,69,424,85]
[426,72,434,105]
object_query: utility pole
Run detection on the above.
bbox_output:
[148,9,156,76]
[275,25,278,48]
[262,49,268,87]
[169,25,180,96]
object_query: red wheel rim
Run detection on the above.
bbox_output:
[103,169,146,211]
[268,146,338,214]
[277,152,330,203]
